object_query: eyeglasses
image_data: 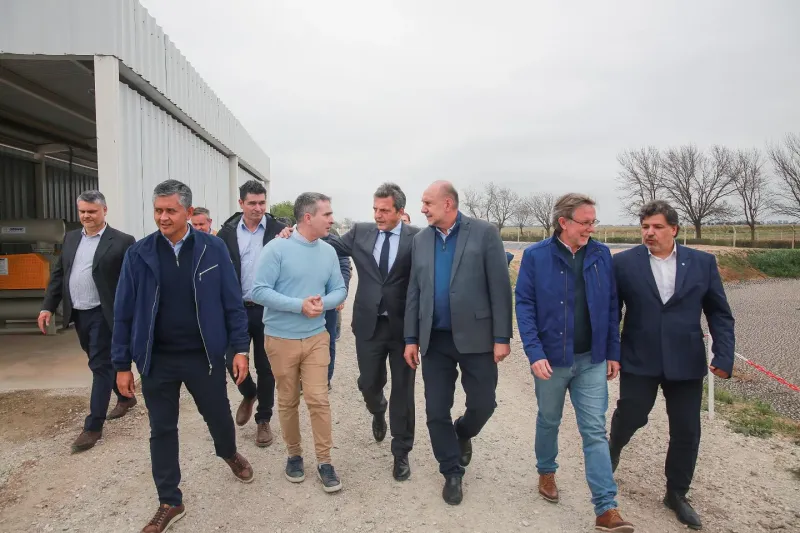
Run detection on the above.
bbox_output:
[568,218,599,228]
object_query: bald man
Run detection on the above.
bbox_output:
[403,181,513,505]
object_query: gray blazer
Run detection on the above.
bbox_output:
[327,222,419,341]
[404,214,513,356]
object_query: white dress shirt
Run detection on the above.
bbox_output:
[372,221,402,273]
[649,244,678,304]
[69,224,106,310]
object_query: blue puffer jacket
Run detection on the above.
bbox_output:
[515,237,620,367]
[111,227,250,376]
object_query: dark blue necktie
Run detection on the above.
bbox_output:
[379,231,391,279]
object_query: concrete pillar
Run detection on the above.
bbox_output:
[93,55,125,232]
[34,158,46,218]
[229,155,239,214]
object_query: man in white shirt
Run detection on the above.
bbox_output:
[610,200,735,531]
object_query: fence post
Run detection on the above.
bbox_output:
[792,226,796,249]
[732,226,736,248]
[707,335,715,420]
[604,228,607,243]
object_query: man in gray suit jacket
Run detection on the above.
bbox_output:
[326,183,419,482]
[404,181,513,505]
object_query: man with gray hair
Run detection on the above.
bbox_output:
[40,190,136,453]
[252,192,347,493]
[190,206,215,235]
[515,193,634,531]
[112,179,254,532]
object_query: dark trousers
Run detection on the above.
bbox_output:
[355,316,416,456]
[226,304,274,423]
[422,330,497,477]
[142,353,237,506]
[73,307,124,432]
[610,372,703,494]
[325,309,337,383]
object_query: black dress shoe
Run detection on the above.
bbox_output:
[458,436,472,467]
[393,455,411,481]
[664,490,702,530]
[442,476,463,505]
[372,412,387,442]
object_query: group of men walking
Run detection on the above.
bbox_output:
[39,177,734,533]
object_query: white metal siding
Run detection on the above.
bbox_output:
[1,0,270,179]
[118,84,231,239]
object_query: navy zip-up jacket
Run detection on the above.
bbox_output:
[515,236,620,367]
[111,226,250,376]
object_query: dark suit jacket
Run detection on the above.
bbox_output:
[327,222,418,341]
[614,244,735,381]
[404,214,513,356]
[42,225,136,329]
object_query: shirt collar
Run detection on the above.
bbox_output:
[161,224,191,247]
[292,226,318,244]
[648,243,677,260]
[556,235,583,254]
[382,221,403,236]
[240,215,267,232]
[82,223,107,238]
[434,212,462,236]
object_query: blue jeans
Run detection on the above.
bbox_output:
[325,309,337,383]
[533,352,618,516]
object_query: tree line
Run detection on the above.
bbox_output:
[616,133,800,240]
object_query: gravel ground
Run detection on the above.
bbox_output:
[1,271,799,532]
[722,278,800,420]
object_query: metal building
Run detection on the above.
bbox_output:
[0,0,270,238]
[0,0,270,332]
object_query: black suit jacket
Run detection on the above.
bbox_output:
[216,212,287,289]
[614,244,735,381]
[327,222,419,341]
[42,225,136,329]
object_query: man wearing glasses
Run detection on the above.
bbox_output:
[515,194,634,532]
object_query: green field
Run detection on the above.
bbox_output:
[500,224,798,249]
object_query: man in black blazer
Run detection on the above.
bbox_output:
[39,190,136,453]
[609,200,735,530]
[324,183,418,481]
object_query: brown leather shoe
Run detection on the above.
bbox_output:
[235,396,257,426]
[538,472,559,503]
[108,397,137,420]
[224,452,254,483]
[255,422,274,447]
[595,508,635,532]
[141,503,186,533]
[71,430,102,453]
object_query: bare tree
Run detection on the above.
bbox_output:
[462,187,485,219]
[489,186,518,231]
[731,148,771,241]
[529,193,556,237]
[616,146,664,219]
[481,182,498,222]
[768,133,800,220]
[511,197,534,241]
[660,144,736,238]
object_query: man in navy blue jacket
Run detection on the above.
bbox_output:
[516,193,633,533]
[609,200,735,530]
[112,180,255,533]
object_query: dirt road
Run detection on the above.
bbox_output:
[1,271,799,532]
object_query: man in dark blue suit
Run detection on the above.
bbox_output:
[609,200,735,531]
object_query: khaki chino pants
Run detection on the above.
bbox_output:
[265,331,333,463]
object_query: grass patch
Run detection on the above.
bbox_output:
[748,249,800,278]
[702,384,800,441]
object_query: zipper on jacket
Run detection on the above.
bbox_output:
[594,263,601,288]
[198,264,218,280]
[145,285,160,374]
[563,263,568,364]
[193,244,213,374]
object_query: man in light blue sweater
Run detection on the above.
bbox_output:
[252,192,347,493]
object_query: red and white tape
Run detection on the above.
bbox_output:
[733,352,800,393]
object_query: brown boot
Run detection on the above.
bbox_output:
[141,503,186,533]
[595,508,635,532]
[224,452,254,483]
[108,397,137,420]
[71,430,102,453]
[235,396,256,426]
[255,422,274,447]
[538,472,559,503]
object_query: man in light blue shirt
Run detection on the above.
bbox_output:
[252,192,347,494]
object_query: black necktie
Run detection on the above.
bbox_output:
[379,231,391,279]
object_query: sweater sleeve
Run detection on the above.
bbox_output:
[251,242,304,313]
[322,247,347,310]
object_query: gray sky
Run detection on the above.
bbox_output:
[140,0,800,224]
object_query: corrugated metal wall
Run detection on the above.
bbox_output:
[0,152,98,221]
[0,0,270,179]
[119,84,230,238]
